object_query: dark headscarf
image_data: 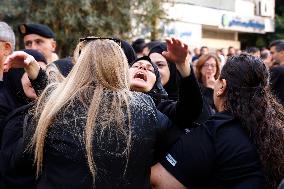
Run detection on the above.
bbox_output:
[22,49,47,64]
[130,56,168,105]
[53,57,74,77]
[113,38,137,64]
[149,42,180,101]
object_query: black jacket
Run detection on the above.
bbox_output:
[160,111,266,189]
[194,83,216,124]
[157,71,203,128]
[270,65,284,105]
[22,92,177,189]
[0,69,29,139]
[0,82,14,128]
[0,84,23,148]
[1,104,36,189]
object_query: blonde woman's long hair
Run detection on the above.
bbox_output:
[31,39,132,183]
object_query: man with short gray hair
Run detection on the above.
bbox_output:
[0,21,15,81]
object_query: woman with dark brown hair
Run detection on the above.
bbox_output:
[151,54,284,189]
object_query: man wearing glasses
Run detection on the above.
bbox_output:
[18,23,58,64]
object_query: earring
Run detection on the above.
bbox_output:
[216,92,220,96]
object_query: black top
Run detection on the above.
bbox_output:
[1,103,36,189]
[0,81,8,126]
[157,70,203,128]
[160,111,266,189]
[199,83,215,112]
[194,83,215,124]
[270,65,284,105]
[0,70,26,128]
[23,92,176,189]
[0,82,21,139]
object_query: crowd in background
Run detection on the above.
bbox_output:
[0,21,284,189]
[131,37,284,110]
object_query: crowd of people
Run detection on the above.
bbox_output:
[0,21,284,189]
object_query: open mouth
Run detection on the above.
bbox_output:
[134,71,147,81]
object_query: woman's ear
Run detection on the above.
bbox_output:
[216,79,227,97]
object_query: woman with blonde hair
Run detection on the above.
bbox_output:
[4,38,174,189]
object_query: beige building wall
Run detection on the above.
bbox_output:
[201,38,240,51]
[160,0,275,49]
[202,27,240,50]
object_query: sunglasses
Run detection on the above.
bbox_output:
[79,36,121,46]
[78,37,122,55]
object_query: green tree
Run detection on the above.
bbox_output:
[266,7,284,41]
[0,0,134,57]
[131,0,168,41]
[0,0,168,57]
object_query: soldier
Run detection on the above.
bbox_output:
[18,23,59,64]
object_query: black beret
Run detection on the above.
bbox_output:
[18,23,55,39]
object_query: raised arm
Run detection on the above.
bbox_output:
[162,38,191,78]
[158,38,203,127]
[4,51,40,80]
[4,51,48,94]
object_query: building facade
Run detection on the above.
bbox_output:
[159,0,275,50]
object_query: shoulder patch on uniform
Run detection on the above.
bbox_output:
[19,24,26,34]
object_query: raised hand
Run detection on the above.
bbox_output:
[4,51,40,80]
[162,38,189,64]
[162,37,191,77]
[3,51,36,72]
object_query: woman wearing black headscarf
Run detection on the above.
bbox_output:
[149,43,180,101]
[148,39,203,127]
[124,37,202,126]
[129,56,167,105]
[129,56,181,160]
[129,38,203,152]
